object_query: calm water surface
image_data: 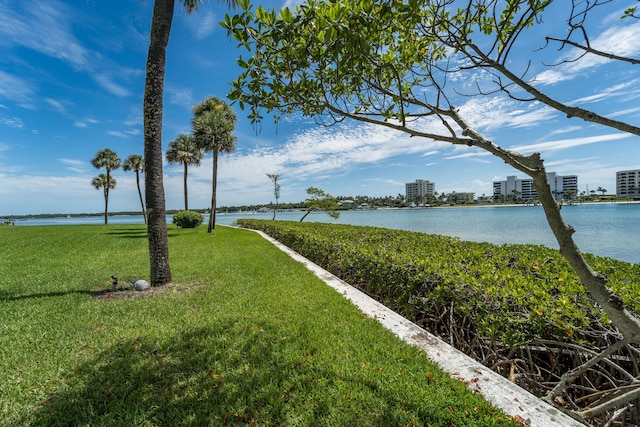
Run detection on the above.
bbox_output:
[8,203,639,264]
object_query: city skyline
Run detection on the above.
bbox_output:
[1,1,640,215]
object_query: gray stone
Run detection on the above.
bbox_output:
[131,278,150,291]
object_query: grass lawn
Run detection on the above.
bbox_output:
[0,224,517,426]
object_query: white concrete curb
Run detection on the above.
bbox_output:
[252,229,582,427]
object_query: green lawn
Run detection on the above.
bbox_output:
[0,224,517,426]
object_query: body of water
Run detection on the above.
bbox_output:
[6,203,639,264]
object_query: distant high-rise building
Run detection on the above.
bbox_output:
[617,169,640,199]
[405,179,435,204]
[493,173,578,201]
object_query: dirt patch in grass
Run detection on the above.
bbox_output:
[92,282,203,301]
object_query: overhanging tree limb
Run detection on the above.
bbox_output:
[223,0,640,418]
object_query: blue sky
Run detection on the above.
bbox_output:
[0,0,639,216]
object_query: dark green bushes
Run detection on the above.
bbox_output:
[172,210,204,228]
[235,219,640,347]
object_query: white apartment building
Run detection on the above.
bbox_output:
[447,192,475,203]
[616,169,640,199]
[405,179,435,204]
[493,173,578,201]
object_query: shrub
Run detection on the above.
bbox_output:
[236,219,640,346]
[172,210,204,228]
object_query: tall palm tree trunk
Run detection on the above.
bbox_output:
[208,150,218,233]
[135,171,147,224]
[103,185,109,225]
[183,162,189,210]
[143,0,173,285]
[105,170,110,224]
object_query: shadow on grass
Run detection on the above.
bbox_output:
[105,229,148,238]
[23,320,448,426]
[105,228,184,239]
[0,289,107,302]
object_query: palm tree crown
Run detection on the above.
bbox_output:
[192,96,237,154]
[91,174,116,191]
[92,148,121,173]
[123,154,145,173]
[166,134,202,210]
[166,134,202,167]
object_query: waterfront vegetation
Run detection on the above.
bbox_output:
[236,219,640,421]
[0,224,517,426]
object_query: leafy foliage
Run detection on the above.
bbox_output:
[236,219,640,346]
[300,187,340,222]
[172,210,204,228]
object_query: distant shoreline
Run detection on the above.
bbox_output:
[3,200,639,221]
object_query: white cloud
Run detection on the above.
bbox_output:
[458,97,558,132]
[59,158,89,173]
[0,1,136,102]
[510,133,632,154]
[608,106,640,119]
[160,120,454,207]
[93,74,130,97]
[167,86,195,108]
[107,131,130,139]
[534,21,640,85]
[45,98,68,115]
[534,69,567,86]
[0,0,90,70]
[282,0,306,10]
[569,80,640,105]
[193,11,218,39]
[74,118,99,128]
[0,70,35,106]
[0,115,25,129]
[444,150,492,161]
[0,168,153,215]
[124,107,143,127]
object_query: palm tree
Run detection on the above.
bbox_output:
[166,134,202,210]
[123,154,147,224]
[266,173,281,220]
[91,174,116,224]
[143,0,236,285]
[192,96,237,233]
[91,148,121,224]
[597,186,607,197]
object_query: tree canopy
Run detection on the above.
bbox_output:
[223,0,640,421]
[192,96,238,232]
[300,187,340,222]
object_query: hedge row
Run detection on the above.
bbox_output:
[235,219,640,346]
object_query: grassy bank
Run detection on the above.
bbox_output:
[0,224,515,426]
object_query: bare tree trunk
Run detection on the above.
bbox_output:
[183,162,189,210]
[143,0,173,285]
[208,151,218,233]
[104,169,110,224]
[103,185,109,225]
[531,168,640,344]
[300,209,314,222]
[135,171,147,224]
